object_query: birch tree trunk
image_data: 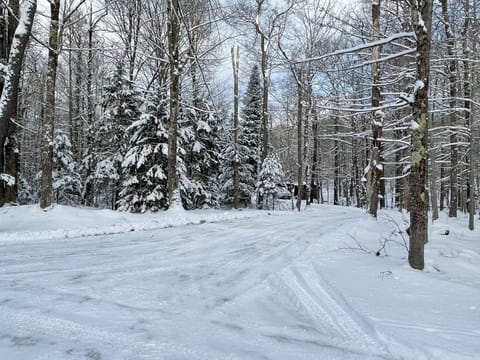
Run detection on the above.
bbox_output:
[409,0,433,270]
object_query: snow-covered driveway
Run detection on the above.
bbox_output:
[1,205,479,359]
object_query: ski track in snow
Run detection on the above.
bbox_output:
[267,265,392,359]
[0,206,474,359]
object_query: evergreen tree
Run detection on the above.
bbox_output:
[118,87,169,212]
[219,123,253,207]
[52,131,81,205]
[256,153,285,210]
[182,96,222,209]
[94,62,140,209]
[239,65,262,198]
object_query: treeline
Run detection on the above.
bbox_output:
[0,0,478,238]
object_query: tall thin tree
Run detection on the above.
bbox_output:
[166,0,181,207]
[409,0,433,270]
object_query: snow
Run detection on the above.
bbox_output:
[414,79,425,93]
[0,173,15,186]
[411,120,420,130]
[0,204,479,359]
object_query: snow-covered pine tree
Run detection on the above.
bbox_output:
[52,131,81,205]
[239,65,262,198]
[218,122,254,207]
[94,62,140,209]
[256,153,285,210]
[182,96,222,209]
[118,87,169,212]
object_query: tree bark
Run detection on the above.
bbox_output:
[441,0,459,218]
[231,45,240,209]
[296,70,303,211]
[167,0,181,207]
[40,0,61,209]
[334,114,340,206]
[463,1,475,230]
[409,0,433,270]
[2,0,20,205]
[368,0,382,218]
[260,32,269,162]
[430,114,439,221]
[84,4,95,206]
[311,107,319,204]
[0,0,36,207]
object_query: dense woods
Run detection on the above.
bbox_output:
[0,0,479,269]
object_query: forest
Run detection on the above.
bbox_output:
[0,0,478,270]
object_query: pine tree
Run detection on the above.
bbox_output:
[52,131,81,205]
[256,154,285,210]
[118,87,169,212]
[219,123,254,207]
[182,96,222,209]
[239,65,262,197]
[94,62,140,209]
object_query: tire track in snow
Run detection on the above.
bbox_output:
[268,264,394,359]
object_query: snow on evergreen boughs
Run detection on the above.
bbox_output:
[118,87,169,213]
[17,177,34,205]
[94,62,141,209]
[52,131,81,205]
[218,126,254,206]
[239,65,262,195]
[180,96,223,209]
[0,173,15,187]
[256,153,285,210]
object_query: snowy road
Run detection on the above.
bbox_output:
[0,207,396,360]
[1,205,479,359]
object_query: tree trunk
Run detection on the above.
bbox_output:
[40,0,61,209]
[167,0,181,207]
[84,5,95,206]
[0,0,36,207]
[441,0,459,218]
[231,45,240,209]
[303,75,312,206]
[260,33,269,162]
[311,108,319,204]
[430,115,439,221]
[296,70,304,211]
[409,0,433,271]
[368,0,382,218]
[334,113,340,206]
[2,0,20,205]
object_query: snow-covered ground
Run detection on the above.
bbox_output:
[0,204,479,359]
